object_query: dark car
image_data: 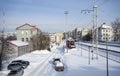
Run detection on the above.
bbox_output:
[12,60,30,69]
[53,58,64,71]
[7,62,23,70]
[7,68,24,76]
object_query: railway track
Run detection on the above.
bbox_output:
[78,44,120,63]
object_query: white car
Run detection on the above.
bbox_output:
[53,58,64,71]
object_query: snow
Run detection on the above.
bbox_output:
[0,42,120,76]
[101,24,112,29]
[9,40,28,46]
[56,62,63,67]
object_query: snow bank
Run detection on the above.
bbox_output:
[32,50,50,54]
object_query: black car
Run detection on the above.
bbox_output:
[7,68,24,76]
[12,60,30,69]
[7,62,23,70]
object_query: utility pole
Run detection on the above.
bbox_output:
[81,5,98,60]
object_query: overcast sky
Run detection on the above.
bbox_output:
[0,0,120,33]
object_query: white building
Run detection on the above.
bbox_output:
[98,23,114,41]
[55,32,63,45]
[49,33,56,43]
[49,32,63,45]
[7,40,29,59]
[16,23,40,42]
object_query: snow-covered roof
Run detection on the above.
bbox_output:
[32,50,50,54]
[9,40,28,47]
[100,23,112,29]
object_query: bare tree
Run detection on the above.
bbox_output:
[30,32,50,51]
[111,18,120,41]
[0,29,6,70]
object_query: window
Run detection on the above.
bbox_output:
[30,38,33,41]
[26,38,28,42]
[21,31,24,34]
[26,31,28,35]
[103,29,105,32]
[22,38,24,41]
[31,30,33,34]
[106,30,108,32]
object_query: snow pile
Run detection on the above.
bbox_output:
[31,50,50,54]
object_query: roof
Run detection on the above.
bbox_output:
[9,40,29,47]
[16,23,39,31]
[100,23,112,29]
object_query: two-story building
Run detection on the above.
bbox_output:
[16,23,40,42]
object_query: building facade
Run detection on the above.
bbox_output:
[6,40,29,59]
[49,33,56,43]
[16,23,40,42]
[113,29,120,42]
[49,32,64,45]
[72,27,90,41]
[98,23,114,41]
[55,32,64,44]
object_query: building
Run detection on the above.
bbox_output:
[113,29,120,42]
[49,33,56,43]
[98,23,113,41]
[7,40,29,59]
[72,27,90,41]
[49,32,63,45]
[55,32,64,45]
[16,23,40,42]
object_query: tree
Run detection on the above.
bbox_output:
[111,18,120,41]
[6,35,17,41]
[30,32,50,51]
[0,29,6,70]
[82,32,92,41]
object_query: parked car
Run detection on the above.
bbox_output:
[53,58,64,71]
[7,68,24,76]
[53,58,61,64]
[12,60,30,69]
[7,62,23,70]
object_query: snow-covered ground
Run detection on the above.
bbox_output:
[0,42,120,76]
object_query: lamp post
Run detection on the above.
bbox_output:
[64,11,68,39]
[64,11,69,53]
